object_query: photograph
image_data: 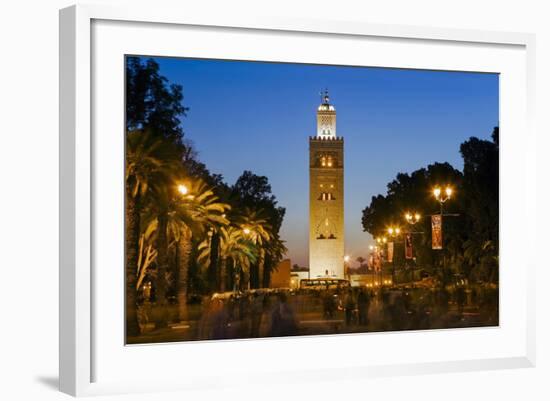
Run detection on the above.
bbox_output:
[125,56,499,344]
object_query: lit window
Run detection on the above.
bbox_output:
[318,192,335,201]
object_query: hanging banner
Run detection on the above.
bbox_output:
[387,242,394,263]
[373,250,381,272]
[431,214,443,250]
[405,233,413,259]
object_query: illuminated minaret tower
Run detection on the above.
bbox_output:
[309,90,344,278]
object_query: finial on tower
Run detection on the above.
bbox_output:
[320,88,330,105]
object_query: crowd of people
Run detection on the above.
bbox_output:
[192,284,498,340]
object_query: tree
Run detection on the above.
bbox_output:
[199,226,258,292]
[126,57,188,142]
[460,127,499,283]
[360,128,499,285]
[231,171,286,287]
[361,162,464,280]
[170,180,230,321]
[125,129,182,335]
[262,237,288,288]
[235,207,272,289]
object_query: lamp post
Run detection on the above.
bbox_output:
[375,236,388,287]
[387,227,401,285]
[369,245,377,288]
[344,255,350,281]
[404,212,422,285]
[432,186,453,285]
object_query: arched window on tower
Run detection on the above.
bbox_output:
[317,153,337,168]
[318,192,336,201]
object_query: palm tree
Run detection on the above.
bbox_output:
[169,180,229,322]
[136,217,158,292]
[262,236,287,288]
[235,207,272,289]
[199,225,257,292]
[125,129,182,335]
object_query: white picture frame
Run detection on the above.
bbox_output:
[59,4,536,397]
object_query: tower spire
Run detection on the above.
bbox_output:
[316,90,336,138]
[320,88,330,105]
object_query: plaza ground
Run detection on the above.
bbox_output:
[127,286,498,344]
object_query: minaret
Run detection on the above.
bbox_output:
[309,90,345,278]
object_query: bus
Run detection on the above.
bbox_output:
[299,278,350,291]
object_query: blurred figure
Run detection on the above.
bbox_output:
[390,292,407,330]
[208,299,230,340]
[344,289,356,326]
[357,288,371,326]
[249,292,264,337]
[237,294,251,336]
[380,288,391,330]
[323,290,337,319]
[270,292,298,337]
[456,286,466,315]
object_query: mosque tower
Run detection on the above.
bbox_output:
[308,90,344,278]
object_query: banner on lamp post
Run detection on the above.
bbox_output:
[431,214,443,250]
[387,241,394,263]
[374,249,382,272]
[405,233,413,259]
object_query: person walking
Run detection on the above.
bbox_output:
[270,292,298,337]
[249,292,264,337]
[209,299,230,340]
[357,288,371,326]
[344,289,356,326]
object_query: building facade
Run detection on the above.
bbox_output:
[270,259,291,288]
[309,91,344,278]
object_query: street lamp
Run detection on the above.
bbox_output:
[405,212,421,225]
[433,186,453,214]
[376,236,387,245]
[177,183,195,200]
[387,226,401,236]
[177,184,189,195]
[387,226,402,284]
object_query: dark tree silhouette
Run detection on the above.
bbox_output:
[231,171,286,288]
[126,57,188,142]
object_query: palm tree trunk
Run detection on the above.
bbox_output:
[125,186,140,336]
[155,213,169,327]
[262,254,272,288]
[208,232,220,292]
[177,229,192,322]
[220,257,227,292]
[257,250,265,289]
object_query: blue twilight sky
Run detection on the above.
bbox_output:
[142,56,499,268]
